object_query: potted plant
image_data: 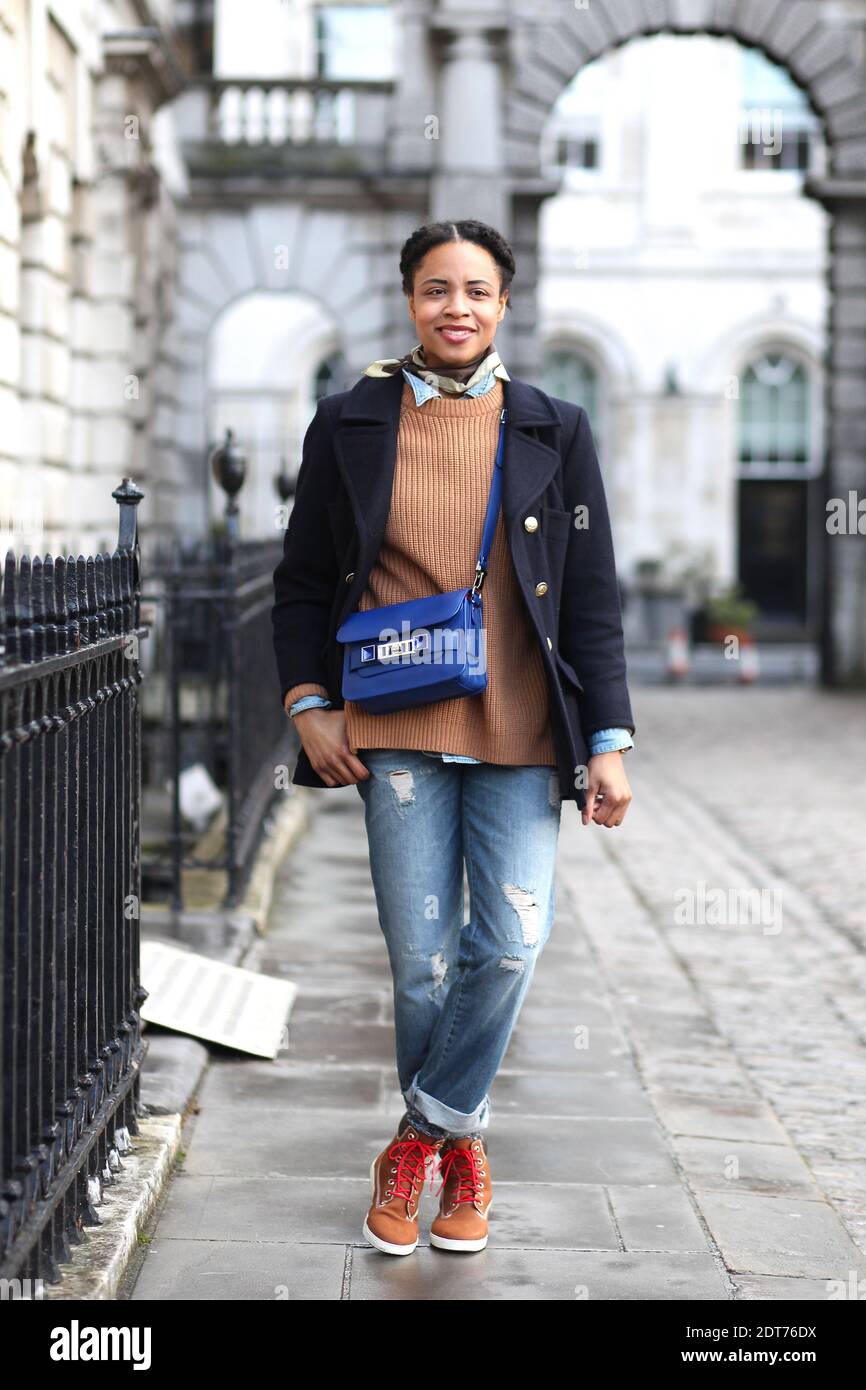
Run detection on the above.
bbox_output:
[703,583,759,643]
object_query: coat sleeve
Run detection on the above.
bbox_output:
[271,398,341,708]
[558,406,636,740]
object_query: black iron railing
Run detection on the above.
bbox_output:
[140,432,296,911]
[141,539,294,911]
[0,479,147,1287]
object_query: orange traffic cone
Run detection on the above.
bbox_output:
[666,625,690,680]
[737,632,760,683]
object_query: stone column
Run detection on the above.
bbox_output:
[386,0,438,173]
[430,24,506,229]
[86,34,184,541]
[816,185,866,685]
[509,192,555,382]
[15,0,58,549]
[428,16,511,357]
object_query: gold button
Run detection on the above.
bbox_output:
[535,581,548,597]
[524,515,538,533]
[546,636,552,650]
[345,572,354,584]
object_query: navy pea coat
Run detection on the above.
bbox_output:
[270,369,635,810]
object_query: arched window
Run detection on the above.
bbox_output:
[540,57,603,175]
[736,351,817,626]
[738,353,810,472]
[541,348,602,451]
[208,293,342,536]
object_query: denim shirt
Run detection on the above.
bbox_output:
[290,366,634,759]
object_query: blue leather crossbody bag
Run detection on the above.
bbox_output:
[335,406,508,714]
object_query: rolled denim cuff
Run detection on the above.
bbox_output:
[588,727,634,755]
[289,694,332,718]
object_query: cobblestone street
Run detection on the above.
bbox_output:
[130,687,866,1301]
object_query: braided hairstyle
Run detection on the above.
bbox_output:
[399,220,515,309]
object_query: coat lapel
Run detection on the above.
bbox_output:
[331,371,566,553]
[331,374,400,550]
[501,376,566,523]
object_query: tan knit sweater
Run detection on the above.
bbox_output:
[285,378,557,767]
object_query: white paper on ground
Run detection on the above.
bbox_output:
[140,940,297,1059]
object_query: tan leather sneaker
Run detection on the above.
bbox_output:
[429,1135,492,1252]
[363,1121,447,1255]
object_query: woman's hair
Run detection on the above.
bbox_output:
[399,220,515,310]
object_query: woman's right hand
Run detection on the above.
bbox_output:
[292,708,370,786]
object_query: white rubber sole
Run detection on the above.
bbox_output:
[362,1216,418,1256]
[429,1198,493,1252]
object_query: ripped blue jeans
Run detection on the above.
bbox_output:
[355,748,563,1139]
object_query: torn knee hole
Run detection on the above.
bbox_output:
[431,951,447,988]
[387,769,416,805]
[498,955,525,974]
[501,882,541,946]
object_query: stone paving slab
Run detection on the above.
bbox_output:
[200,1060,385,1111]
[668,1136,826,1199]
[272,1018,400,1066]
[452,1116,681,1186]
[392,1070,653,1120]
[694,1190,866,1280]
[498,1027,635,1072]
[178,1108,413,1179]
[348,1247,729,1301]
[648,1090,792,1144]
[136,1174,374,1245]
[510,993,620,1027]
[730,1274,863,1301]
[131,1238,347,1300]
[607,1183,713,1253]
[284,988,391,1025]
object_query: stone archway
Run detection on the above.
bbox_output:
[171,202,396,535]
[501,0,866,684]
[205,288,343,539]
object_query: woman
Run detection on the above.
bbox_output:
[271,219,635,1257]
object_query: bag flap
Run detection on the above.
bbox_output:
[336,587,471,643]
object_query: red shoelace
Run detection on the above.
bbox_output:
[386,1137,439,1203]
[434,1145,484,1204]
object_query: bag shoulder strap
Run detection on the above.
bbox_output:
[470,406,507,598]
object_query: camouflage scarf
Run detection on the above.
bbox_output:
[363,340,510,396]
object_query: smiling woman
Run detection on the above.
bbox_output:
[401,222,514,375]
[271,216,635,1261]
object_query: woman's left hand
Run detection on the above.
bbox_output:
[581,752,633,828]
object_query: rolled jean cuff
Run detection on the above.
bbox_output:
[405,1077,490,1135]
